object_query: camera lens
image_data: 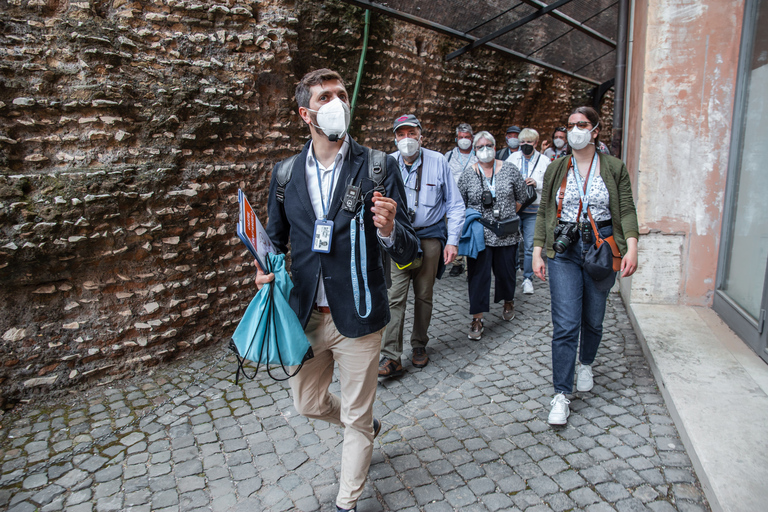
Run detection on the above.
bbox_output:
[553,239,569,253]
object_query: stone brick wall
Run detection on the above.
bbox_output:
[0,0,613,405]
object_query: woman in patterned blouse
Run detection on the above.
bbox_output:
[532,106,639,428]
[457,131,528,341]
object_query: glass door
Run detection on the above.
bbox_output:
[715,0,768,363]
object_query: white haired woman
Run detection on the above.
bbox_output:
[506,128,550,295]
[457,131,527,340]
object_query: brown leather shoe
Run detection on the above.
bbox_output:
[411,347,429,368]
[468,318,483,340]
[378,357,403,377]
[502,301,516,321]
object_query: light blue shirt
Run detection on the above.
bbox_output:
[390,147,465,246]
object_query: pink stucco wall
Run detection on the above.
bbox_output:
[626,0,745,306]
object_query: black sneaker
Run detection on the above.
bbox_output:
[449,264,464,277]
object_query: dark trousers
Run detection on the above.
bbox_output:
[466,244,518,315]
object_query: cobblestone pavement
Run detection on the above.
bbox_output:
[0,274,711,512]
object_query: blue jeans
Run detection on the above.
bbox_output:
[518,211,537,280]
[548,225,616,394]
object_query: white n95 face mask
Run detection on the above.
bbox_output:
[507,137,520,149]
[476,147,495,163]
[396,137,420,158]
[553,138,565,149]
[567,123,598,150]
[457,138,472,151]
[309,98,350,141]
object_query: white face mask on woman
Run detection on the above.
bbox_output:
[567,122,598,151]
[476,147,495,163]
[396,137,421,159]
[307,97,350,141]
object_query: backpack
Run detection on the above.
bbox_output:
[275,148,387,203]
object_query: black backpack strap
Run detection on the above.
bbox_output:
[447,151,453,162]
[368,148,387,193]
[275,154,299,203]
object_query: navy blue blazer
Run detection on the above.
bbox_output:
[266,137,420,339]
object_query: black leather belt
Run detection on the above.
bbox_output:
[561,219,612,229]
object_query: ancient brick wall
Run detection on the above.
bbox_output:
[0,0,613,405]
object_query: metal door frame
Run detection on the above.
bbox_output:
[713,0,768,363]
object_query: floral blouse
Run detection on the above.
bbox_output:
[560,168,612,223]
[458,161,527,247]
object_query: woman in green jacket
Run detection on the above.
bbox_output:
[532,106,639,427]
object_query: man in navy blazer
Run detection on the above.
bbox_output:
[256,69,418,512]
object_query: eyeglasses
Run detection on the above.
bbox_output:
[475,144,494,150]
[567,121,592,131]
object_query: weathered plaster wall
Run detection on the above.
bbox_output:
[0,0,611,404]
[626,0,744,306]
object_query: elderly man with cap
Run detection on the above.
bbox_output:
[444,122,477,277]
[379,114,465,376]
[496,125,521,161]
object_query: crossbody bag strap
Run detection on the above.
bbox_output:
[556,171,569,219]
[587,209,621,258]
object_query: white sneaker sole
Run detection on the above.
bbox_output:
[548,411,569,426]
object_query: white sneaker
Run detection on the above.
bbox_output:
[576,363,594,392]
[523,278,534,294]
[548,393,570,426]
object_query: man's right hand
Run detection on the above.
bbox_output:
[255,260,275,290]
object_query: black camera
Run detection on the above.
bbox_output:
[408,208,416,223]
[553,223,580,254]
[481,190,494,208]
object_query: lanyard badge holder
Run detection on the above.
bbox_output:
[571,154,598,244]
[312,153,337,254]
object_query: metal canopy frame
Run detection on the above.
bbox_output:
[336,0,622,87]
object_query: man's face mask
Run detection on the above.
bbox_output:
[506,137,520,149]
[457,138,472,151]
[307,97,350,141]
[553,138,566,149]
[396,136,421,158]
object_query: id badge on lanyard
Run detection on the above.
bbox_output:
[311,149,337,253]
[312,219,333,253]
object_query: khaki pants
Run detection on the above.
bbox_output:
[290,310,382,510]
[381,238,441,361]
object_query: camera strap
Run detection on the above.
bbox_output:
[475,162,496,197]
[399,154,422,209]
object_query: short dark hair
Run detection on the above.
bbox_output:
[295,69,345,109]
[570,106,601,142]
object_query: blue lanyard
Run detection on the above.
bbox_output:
[457,149,474,171]
[349,209,371,318]
[522,153,539,179]
[481,161,496,197]
[313,148,338,219]
[571,154,598,219]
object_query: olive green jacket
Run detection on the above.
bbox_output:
[534,153,639,259]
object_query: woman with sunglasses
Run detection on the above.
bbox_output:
[531,107,639,427]
[457,131,527,340]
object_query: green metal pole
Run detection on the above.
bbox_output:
[349,9,371,126]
